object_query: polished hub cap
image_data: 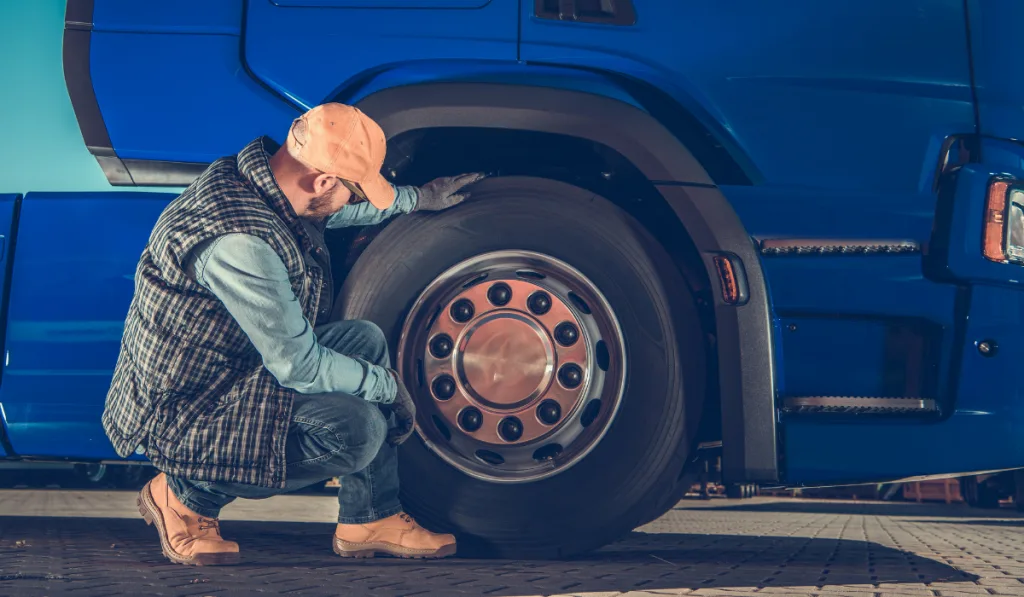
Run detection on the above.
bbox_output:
[459,313,551,408]
[399,251,626,483]
[423,278,589,446]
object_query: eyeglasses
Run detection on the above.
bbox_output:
[339,179,367,204]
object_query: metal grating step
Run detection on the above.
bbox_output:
[759,238,921,256]
[783,396,937,414]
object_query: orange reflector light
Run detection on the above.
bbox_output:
[713,255,741,305]
[984,180,1010,263]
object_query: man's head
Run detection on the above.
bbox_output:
[268,103,393,218]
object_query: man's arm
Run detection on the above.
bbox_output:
[185,233,397,402]
[326,173,487,229]
[326,183,417,229]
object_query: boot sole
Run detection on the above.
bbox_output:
[332,538,457,560]
[138,483,241,567]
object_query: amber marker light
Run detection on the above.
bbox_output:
[984,179,1011,263]
[713,255,741,305]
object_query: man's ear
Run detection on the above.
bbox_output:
[312,173,339,196]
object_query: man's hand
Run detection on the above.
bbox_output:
[386,370,417,446]
[413,172,487,212]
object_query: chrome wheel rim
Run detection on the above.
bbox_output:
[398,250,626,483]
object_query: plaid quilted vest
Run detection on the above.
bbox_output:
[102,137,331,489]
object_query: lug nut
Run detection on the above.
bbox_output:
[499,416,524,442]
[432,375,457,400]
[429,334,454,359]
[459,407,483,432]
[450,299,475,323]
[554,322,579,346]
[487,283,512,307]
[558,363,583,389]
[537,400,562,425]
[527,291,552,316]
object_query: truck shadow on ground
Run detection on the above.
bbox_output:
[0,517,976,596]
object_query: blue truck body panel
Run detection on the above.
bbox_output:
[967,0,1024,142]
[519,0,975,192]
[0,192,173,460]
[784,277,1024,483]
[91,0,242,34]
[243,0,519,110]
[89,31,297,163]
[4,0,1024,486]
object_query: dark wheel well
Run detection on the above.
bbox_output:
[385,127,714,301]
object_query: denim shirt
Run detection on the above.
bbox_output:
[183,184,418,403]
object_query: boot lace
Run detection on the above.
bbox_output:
[399,513,415,524]
[197,517,221,532]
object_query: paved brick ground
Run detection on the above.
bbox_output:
[1,492,1023,596]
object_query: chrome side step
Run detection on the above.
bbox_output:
[783,396,937,414]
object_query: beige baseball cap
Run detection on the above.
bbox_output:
[285,102,393,210]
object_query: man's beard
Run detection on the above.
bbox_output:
[306,185,338,218]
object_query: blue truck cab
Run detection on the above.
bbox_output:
[1,0,1023,557]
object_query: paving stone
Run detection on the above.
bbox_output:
[931,587,998,595]
[979,577,1024,586]
[1,493,1023,595]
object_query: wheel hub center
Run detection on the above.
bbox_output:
[458,313,553,410]
[411,266,608,454]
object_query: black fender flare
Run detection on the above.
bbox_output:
[356,83,778,483]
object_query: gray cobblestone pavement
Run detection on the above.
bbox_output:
[1,492,1022,596]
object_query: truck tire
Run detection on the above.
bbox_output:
[335,176,706,558]
[726,483,749,499]
[961,475,1001,509]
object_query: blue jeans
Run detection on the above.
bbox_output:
[167,320,403,524]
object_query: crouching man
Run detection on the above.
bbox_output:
[103,102,484,565]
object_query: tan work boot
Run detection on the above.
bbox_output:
[137,472,240,566]
[333,512,456,559]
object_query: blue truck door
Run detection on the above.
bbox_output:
[0,192,175,460]
[242,0,520,109]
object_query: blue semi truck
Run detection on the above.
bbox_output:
[1,0,1023,556]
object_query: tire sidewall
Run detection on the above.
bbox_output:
[336,177,704,557]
